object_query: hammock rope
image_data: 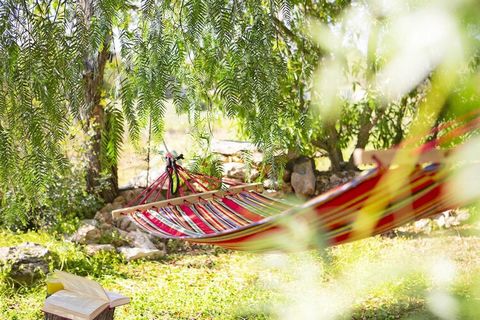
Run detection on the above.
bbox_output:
[126,152,243,207]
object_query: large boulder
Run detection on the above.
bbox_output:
[290,157,316,198]
[126,230,167,251]
[70,220,101,244]
[100,203,114,214]
[283,154,301,183]
[0,242,50,284]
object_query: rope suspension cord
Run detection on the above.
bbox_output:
[146,116,153,186]
[162,138,170,154]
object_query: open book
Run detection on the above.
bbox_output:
[42,270,130,320]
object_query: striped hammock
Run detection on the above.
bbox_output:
[114,160,469,251]
[113,111,480,252]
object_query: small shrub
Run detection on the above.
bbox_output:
[0,169,102,232]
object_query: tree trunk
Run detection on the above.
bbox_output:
[325,123,343,172]
[348,105,387,165]
[348,109,375,165]
[327,144,344,172]
[85,104,118,202]
[303,121,347,173]
[80,0,117,202]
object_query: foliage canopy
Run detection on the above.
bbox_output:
[1,0,480,228]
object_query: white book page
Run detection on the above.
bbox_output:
[55,270,109,301]
[106,291,131,308]
[43,290,108,320]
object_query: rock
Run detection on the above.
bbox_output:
[223,162,260,181]
[435,213,447,228]
[84,244,115,256]
[249,168,260,181]
[126,231,157,250]
[414,219,432,232]
[116,216,137,232]
[223,162,247,180]
[283,169,292,183]
[315,170,358,195]
[0,242,50,284]
[231,155,242,163]
[455,209,470,223]
[94,210,113,225]
[117,247,165,261]
[124,169,163,189]
[111,202,123,211]
[291,157,316,198]
[119,189,143,204]
[285,157,296,168]
[211,140,257,156]
[223,165,260,182]
[329,174,343,185]
[108,228,130,247]
[263,178,278,190]
[113,195,126,205]
[70,220,101,244]
[263,189,285,199]
[150,238,168,252]
[252,152,264,165]
[430,209,470,229]
[98,222,114,232]
[101,203,114,214]
[445,215,459,228]
[281,182,293,194]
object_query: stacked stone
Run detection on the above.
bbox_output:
[211,140,263,182]
[68,188,166,262]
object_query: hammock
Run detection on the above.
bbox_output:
[113,113,480,252]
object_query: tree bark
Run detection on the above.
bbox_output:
[313,122,345,172]
[348,106,387,165]
[80,1,117,202]
[348,109,375,165]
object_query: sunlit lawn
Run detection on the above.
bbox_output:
[1,224,480,320]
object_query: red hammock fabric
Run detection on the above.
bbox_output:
[125,162,464,251]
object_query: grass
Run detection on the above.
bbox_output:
[1,224,480,320]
